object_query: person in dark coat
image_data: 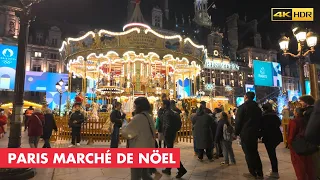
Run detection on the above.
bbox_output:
[27,109,45,148]
[170,100,182,114]
[42,109,57,148]
[200,101,212,114]
[68,103,85,147]
[110,102,126,148]
[235,92,263,179]
[213,108,223,159]
[305,99,320,145]
[260,103,283,178]
[190,108,198,156]
[193,105,214,161]
[162,100,187,179]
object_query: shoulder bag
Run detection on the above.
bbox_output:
[292,127,318,156]
[142,113,158,148]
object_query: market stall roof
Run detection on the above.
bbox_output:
[1,101,43,109]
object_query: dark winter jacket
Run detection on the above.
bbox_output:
[193,109,214,149]
[162,108,178,139]
[43,113,58,139]
[157,108,165,133]
[260,111,283,145]
[235,100,262,142]
[215,119,227,143]
[69,110,85,128]
[305,100,320,145]
[28,112,45,137]
[110,109,125,127]
[204,107,212,114]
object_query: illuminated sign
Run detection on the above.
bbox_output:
[0,44,18,90]
[271,8,313,21]
[253,60,282,87]
[204,61,239,71]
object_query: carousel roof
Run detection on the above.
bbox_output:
[60,23,207,80]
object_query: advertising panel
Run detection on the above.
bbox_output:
[253,60,282,87]
[177,78,191,99]
[0,45,18,90]
[245,84,256,101]
[236,97,244,107]
[25,72,68,92]
[305,80,311,95]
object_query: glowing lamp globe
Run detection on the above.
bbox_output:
[295,30,307,42]
[279,36,290,51]
[307,32,317,47]
[65,83,69,91]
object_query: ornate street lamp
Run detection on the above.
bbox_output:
[0,0,45,179]
[55,79,68,116]
[279,27,317,96]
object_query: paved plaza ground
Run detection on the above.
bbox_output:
[0,131,296,180]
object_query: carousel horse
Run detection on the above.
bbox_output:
[91,102,100,122]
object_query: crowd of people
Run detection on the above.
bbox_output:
[0,90,319,180]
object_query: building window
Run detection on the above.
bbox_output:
[51,39,58,46]
[34,52,42,57]
[48,63,57,73]
[155,16,161,27]
[36,33,43,44]
[32,64,41,72]
[50,53,57,59]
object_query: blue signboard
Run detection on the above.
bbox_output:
[0,45,18,90]
[305,80,311,95]
[177,78,191,99]
[25,72,68,92]
[236,97,244,107]
[245,84,256,101]
[253,60,282,87]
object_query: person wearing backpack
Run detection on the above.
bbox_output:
[288,107,315,180]
[260,103,283,179]
[161,100,187,178]
[215,112,236,165]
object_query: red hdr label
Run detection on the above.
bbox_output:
[0,148,180,168]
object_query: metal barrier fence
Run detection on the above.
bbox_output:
[51,113,194,144]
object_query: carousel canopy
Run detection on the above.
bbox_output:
[59,23,207,81]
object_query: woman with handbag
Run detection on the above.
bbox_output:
[122,97,162,180]
[288,107,315,180]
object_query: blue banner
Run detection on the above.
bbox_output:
[0,45,18,90]
[25,72,68,92]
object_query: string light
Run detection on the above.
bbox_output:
[98,28,141,36]
[67,31,95,44]
[123,23,151,31]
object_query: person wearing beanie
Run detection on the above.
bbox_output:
[27,108,44,148]
[68,103,85,147]
[299,95,315,126]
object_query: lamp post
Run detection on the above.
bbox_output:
[279,27,318,97]
[0,0,44,179]
[55,79,68,116]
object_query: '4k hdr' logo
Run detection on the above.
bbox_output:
[271,8,314,21]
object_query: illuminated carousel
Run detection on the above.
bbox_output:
[60,22,206,112]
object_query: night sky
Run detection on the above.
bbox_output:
[32,0,319,41]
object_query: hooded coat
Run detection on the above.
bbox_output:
[192,108,214,149]
[260,111,283,146]
[305,100,320,145]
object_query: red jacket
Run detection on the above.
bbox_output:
[0,115,7,134]
[27,112,45,137]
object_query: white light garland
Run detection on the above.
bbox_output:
[98,28,141,36]
[67,31,95,44]
[123,23,151,31]
[59,41,67,52]
[184,38,205,50]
